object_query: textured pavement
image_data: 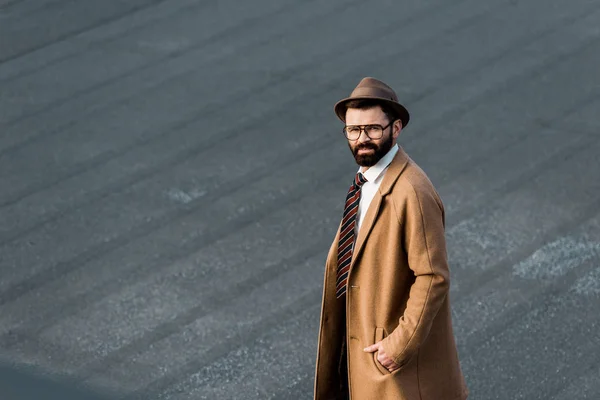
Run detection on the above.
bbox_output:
[0,0,599,399]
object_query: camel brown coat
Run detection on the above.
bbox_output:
[314,147,468,400]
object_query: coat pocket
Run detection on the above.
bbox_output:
[373,327,391,375]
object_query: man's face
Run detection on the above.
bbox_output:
[345,106,400,167]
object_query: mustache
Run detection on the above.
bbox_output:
[356,144,377,151]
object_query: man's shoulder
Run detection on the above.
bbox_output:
[393,156,439,198]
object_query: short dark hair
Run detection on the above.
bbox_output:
[344,99,399,124]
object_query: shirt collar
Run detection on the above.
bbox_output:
[359,144,398,183]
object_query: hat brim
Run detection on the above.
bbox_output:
[334,96,410,128]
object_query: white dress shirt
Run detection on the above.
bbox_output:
[355,144,398,233]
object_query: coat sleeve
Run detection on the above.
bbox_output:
[380,178,450,367]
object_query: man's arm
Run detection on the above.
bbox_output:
[379,179,450,368]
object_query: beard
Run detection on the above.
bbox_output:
[348,133,394,167]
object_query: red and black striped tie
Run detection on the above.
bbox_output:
[336,172,368,298]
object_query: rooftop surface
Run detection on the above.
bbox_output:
[0,0,599,398]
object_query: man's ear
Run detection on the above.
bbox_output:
[394,119,402,138]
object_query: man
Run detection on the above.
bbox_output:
[314,77,469,400]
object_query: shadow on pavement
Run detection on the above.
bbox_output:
[0,360,118,400]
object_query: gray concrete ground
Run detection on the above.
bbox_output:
[0,0,599,399]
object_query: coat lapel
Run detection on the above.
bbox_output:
[350,191,382,270]
[326,220,342,274]
[349,146,410,271]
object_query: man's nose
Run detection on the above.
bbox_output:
[357,129,371,143]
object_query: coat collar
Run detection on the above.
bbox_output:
[376,145,409,196]
[349,146,410,271]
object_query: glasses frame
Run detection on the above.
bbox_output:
[342,121,393,141]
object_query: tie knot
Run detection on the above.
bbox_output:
[353,172,367,188]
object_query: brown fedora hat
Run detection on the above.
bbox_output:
[334,77,410,128]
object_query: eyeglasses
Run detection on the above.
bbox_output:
[342,121,393,141]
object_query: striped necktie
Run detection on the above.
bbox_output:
[336,172,368,298]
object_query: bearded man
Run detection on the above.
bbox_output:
[313,77,469,400]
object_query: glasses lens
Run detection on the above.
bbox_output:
[365,125,383,138]
[344,126,361,139]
